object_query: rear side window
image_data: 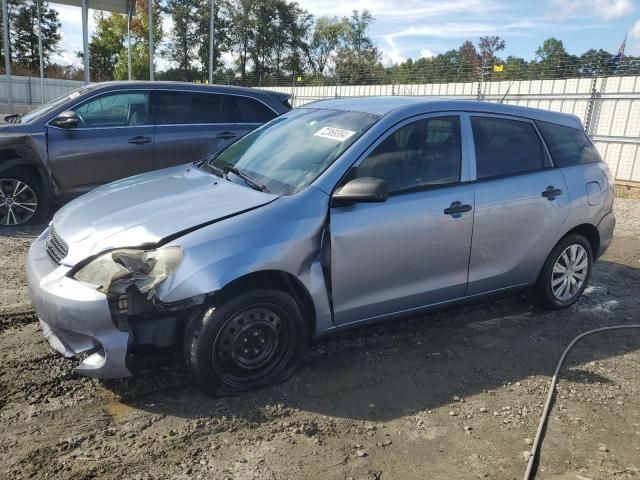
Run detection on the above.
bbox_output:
[471,116,544,179]
[156,91,221,124]
[222,96,276,123]
[536,120,602,167]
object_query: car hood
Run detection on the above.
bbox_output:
[53,164,278,266]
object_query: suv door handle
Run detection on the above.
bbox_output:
[216,131,237,140]
[541,185,563,200]
[128,136,151,145]
[444,201,473,217]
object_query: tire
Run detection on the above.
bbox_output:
[536,234,593,310]
[0,168,49,227]
[184,289,309,396]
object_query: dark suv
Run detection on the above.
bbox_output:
[0,82,291,226]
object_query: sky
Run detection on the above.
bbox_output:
[50,0,640,69]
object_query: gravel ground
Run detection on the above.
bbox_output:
[0,201,639,480]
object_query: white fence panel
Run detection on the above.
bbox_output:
[1,74,638,184]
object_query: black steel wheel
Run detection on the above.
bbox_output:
[184,289,308,396]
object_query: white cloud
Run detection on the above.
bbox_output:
[420,48,435,58]
[384,21,536,43]
[550,0,634,20]
[297,0,507,19]
[631,19,640,38]
[629,19,640,55]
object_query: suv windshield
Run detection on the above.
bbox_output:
[206,108,379,195]
[20,85,99,123]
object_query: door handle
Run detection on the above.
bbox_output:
[216,131,237,140]
[128,136,151,145]
[541,185,563,200]
[444,201,473,217]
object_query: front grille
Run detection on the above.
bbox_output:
[46,227,68,264]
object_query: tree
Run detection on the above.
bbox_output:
[5,0,61,74]
[226,0,254,79]
[112,0,163,80]
[164,0,200,81]
[456,40,480,81]
[335,10,383,84]
[195,0,230,81]
[304,16,348,76]
[534,37,578,79]
[88,11,127,82]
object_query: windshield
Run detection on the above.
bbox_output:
[207,108,379,195]
[20,85,99,123]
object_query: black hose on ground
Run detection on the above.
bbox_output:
[523,324,640,480]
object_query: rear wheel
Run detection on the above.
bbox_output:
[536,234,593,309]
[0,169,48,226]
[184,289,308,396]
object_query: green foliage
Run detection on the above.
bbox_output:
[1,0,61,73]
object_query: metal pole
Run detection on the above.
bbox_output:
[127,9,131,80]
[148,0,154,81]
[208,0,214,84]
[2,0,12,113]
[81,0,89,84]
[36,0,44,103]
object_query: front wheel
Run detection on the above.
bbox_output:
[536,234,593,310]
[184,289,308,396]
[0,169,48,227]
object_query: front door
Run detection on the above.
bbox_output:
[330,115,475,325]
[47,90,154,197]
[466,115,572,295]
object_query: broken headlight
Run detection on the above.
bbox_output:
[72,246,182,295]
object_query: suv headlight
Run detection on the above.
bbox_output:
[72,246,182,294]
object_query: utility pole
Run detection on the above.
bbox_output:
[148,0,154,81]
[208,0,215,84]
[2,0,13,113]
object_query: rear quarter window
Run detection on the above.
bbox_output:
[536,120,602,167]
[222,96,277,123]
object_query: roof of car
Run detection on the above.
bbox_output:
[91,81,291,101]
[302,96,582,129]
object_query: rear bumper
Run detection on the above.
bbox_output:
[25,230,131,378]
[596,211,616,259]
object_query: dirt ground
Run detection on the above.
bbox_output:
[1,200,639,480]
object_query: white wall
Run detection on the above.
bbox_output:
[263,76,640,183]
[1,74,638,184]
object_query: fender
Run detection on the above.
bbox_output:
[153,186,335,336]
[0,133,56,198]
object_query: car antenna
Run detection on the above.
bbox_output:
[499,80,514,104]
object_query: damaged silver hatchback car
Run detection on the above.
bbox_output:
[26,97,615,396]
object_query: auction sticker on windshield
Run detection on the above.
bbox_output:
[314,127,356,142]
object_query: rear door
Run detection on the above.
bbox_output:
[46,90,154,196]
[330,114,475,325]
[221,94,278,139]
[466,114,571,295]
[153,90,237,169]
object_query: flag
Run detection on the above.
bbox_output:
[608,37,626,67]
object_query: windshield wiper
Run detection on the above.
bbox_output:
[216,162,268,193]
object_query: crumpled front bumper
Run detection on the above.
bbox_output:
[25,230,131,378]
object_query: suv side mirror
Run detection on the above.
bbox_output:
[331,177,388,207]
[50,110,79,129]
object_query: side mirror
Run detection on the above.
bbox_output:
[331,177,388,207]
[50,110,78,129]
